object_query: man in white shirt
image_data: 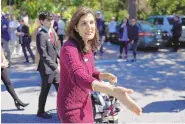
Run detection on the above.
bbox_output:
[9,14,21,55]
[108,17,117,43]
[57,14,65,46]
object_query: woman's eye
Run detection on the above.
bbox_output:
[81,22,86,25]
[90,21,94,24]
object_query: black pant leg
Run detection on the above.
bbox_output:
[132,43,138,59]
[52,73,59,91]
[21,44,29,61]
[25,43,35,61]
[173,36,179,51]
[38,75,52,113]
[119,42,124,55]
[58,35,64,47]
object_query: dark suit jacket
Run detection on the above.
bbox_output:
[171,22,182,37]
[128,25,139,42]
[17,25,31,44]
[36,28,60,76]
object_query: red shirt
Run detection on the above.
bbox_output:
[57,40,100,123]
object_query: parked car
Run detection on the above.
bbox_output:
[136,21,167,49]
[147,15,185,46]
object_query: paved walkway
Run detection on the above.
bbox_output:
[1,42,185,123]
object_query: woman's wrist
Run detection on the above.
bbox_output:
[99,73,110,80]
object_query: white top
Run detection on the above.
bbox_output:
[108,21,117,33]
[57,19,65,35]
[9,20,20,41]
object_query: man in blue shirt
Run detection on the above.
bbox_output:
[1,13,11,63]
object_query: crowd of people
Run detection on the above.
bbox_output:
[1,6,183,123]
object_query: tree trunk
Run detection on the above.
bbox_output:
[128,0,136,19]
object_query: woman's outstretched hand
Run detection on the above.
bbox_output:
[113,86,142,116]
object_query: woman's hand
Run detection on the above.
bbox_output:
[106,73,117,85]
[113,86,142,116]
[1,60,9,68]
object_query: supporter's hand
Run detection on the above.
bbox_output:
[55,66,60,73]
[131,40,134,44]
[2,25,7,28]
[1,60,9,68]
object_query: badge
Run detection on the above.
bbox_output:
[84,58,88,62]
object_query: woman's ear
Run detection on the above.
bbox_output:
[75,25,78,32]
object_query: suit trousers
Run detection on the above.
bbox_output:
[172,36,180,51]
[38,72,59,113]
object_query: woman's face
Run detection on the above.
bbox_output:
[76,13,96,42]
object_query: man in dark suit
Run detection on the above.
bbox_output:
[17,18,35,63]
[171,16,182,52]
[36,11,60,119]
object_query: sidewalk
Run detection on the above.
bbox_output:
[1,42,185,123]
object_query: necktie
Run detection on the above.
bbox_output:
[49,32,54,45]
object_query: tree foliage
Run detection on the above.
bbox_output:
[1,0,185,21]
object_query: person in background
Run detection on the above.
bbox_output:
[57,7,142,123]
[53,14,58,33]
[36,11,60,119]
[17,18,35,63]
[108,16,117,43]
[1,46,29,110]
[1,12,11,63]
[57,14,66,47]
[95,10,105,57]
[118,18,129,60]
[171,16,182,52]
[8,14,21,55]
[128,18,139,62]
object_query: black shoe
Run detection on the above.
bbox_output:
[15,101,29,110]
[131,59,136,62]
[23,61,29,63]
[37,112,52,119]
[115,108,120,113]
[119,55,122,59]
[171,49,177,52]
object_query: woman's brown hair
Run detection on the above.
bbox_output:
[66,6,100,53]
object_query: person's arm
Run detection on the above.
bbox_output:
[92,80,142,116]
[36,33,58,71]
[1,47,9,68]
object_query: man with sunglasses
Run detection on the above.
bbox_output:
[36,11,60,119]
[128,18,139,62]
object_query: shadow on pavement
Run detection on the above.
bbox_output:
[95,48,185,93]
[142,100,185,113]
[1,109,60,123]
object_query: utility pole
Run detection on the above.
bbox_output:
[128,0,136,19]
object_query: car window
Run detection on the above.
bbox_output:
[182,18,185,26]
[147,18,154,24]
[138,22,156,31]
[167,17,174,25]
[153,18,163,25]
